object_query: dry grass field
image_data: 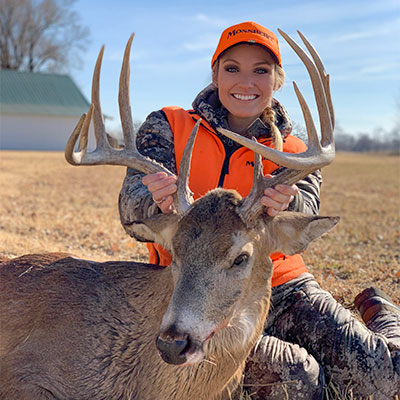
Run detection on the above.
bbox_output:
[1,150,399,399]
[1,150,399,307]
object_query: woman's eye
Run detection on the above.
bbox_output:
[255,68,269,74]
[232,253,249,267]
[225,66,238,73]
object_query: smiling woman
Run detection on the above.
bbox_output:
[210,23,285,141]
[212,44,277,133]
[118,21,400,399]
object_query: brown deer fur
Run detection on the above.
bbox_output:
[0,189,338,400]
[0,30,337,400]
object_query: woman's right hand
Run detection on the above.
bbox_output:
[142,172,177,214]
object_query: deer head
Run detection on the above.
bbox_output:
[65,31,338,367]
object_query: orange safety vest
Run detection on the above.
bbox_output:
[147,106,308,287]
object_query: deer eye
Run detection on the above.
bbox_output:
[232,253,249,267]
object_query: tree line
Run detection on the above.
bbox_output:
[292,119,400,154]
[334,129,399,153]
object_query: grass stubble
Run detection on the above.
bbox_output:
[1,151,399,399]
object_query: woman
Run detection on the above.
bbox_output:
[119,21,400,399]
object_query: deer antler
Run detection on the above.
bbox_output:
[217,30,335,224]
[65,34,197,216]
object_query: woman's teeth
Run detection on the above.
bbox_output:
[233,94,257,101]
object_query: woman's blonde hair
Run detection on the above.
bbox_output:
[212,59,285,151]
[263,63,285,151]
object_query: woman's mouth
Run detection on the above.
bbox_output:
[232,94,258,101]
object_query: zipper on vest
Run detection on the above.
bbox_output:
[218,139,237,187]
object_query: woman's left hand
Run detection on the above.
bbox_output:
[261,175,299,217]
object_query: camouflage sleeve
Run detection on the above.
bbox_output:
[118,110,177,239]
[118,108,322,239]
[287,170,322,215]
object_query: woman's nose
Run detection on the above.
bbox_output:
[236,73,255,88]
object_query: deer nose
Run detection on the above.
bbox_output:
[156,329,191,365]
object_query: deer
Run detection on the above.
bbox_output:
[0,30,337,400]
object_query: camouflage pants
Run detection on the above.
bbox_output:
[244,273,400,399]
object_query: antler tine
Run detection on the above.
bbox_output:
[238,141,265,223]
[91,45,107,149]
[174,120,201,215]
[278,29,333,150]
[297,31,335,133]
[232,30,335,223]
[218,30,334,171]
[65,45,114,165]
[65,38,173,175]
[119,34,136,152]
[77,104,93,152]
[65,35,203,217]
[64,112,88,165]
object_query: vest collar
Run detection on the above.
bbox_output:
[191,83,293,139]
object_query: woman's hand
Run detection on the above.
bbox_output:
[261,174,299,217]
[142,172,177,214]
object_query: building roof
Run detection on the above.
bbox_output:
[0,69,90,117]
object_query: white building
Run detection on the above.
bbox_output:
[0,70,93,151]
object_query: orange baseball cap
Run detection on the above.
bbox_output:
[211,21,282,67]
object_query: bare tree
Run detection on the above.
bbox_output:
[0,0,90,72]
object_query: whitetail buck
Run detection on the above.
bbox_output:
[0,30,337,400]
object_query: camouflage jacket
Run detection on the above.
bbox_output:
[119,84,322,239]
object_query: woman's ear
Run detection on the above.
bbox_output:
[273,64,285,91]
[212,64,218,87]
[273,73,281,91]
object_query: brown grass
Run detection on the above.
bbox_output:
[0,151,147,262]
[304,152,400,308]
[1,151,398,306]
[1,150,399,399]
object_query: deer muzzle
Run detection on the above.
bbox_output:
[156,325,204,365]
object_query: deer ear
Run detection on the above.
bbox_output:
[268,213,340,255]
[122,213,179,251]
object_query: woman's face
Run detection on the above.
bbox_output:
[213,43,276,132]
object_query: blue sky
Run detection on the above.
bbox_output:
[71,0,400,139]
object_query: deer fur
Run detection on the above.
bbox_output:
[0,188,339,400]
[0,30,337,400]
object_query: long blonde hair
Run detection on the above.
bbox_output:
[267,64,285,150]
[261,104,283,151]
